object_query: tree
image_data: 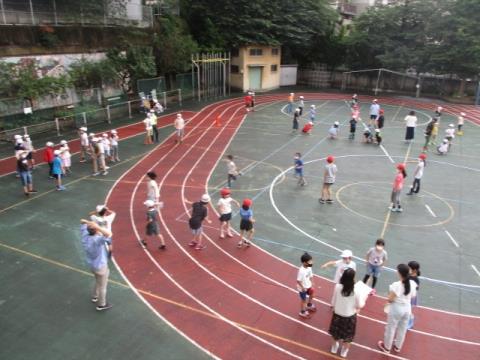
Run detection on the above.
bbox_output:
[0,61,17,97]
[69,58,117,89]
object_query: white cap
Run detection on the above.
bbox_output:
[308,121,313,125]
[449,124,454,128]
[295,108,300,112]
[16,139,24,144]
[150,109,155,113]
[443,139,448,143]
[299,96,304,99]
[53,149,61,155]
[201,194,210,203]
[60,140,67,145]
[290,92,294,96]
[111,129,117,134]
[102,133,108,137]
[177,113,181,117]
[310,104,315,108]
[144,200,155,207]
[23,134,30,138]
[89,133,95,137]
[46,141,54,147]
[153,99,158,103]
[334,121,340,126]
[341,249,353,258]
[460,112,466,116]
[373,99,378,102]
[96,204,106,213]
[375,129,380,133]
[80,127,87,131]
[14,134,22,139]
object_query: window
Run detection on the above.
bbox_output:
[271,48,279,56]
[231,65,239,73]
[271,64,278,72]
[249,48,263,56]
[231,48,239,57]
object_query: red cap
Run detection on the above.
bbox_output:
[242,198,252,207]
[396,163,405,171]
[327,155,334,163]
[419,153,427,160]
[379,109,384,114]
[220,188,231,197]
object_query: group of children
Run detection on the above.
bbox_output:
[78,127,120,176]
[297,243,421,357]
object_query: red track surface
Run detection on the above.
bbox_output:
[105,94,480,359]
[0,111,196,177]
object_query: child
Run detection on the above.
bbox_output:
[146,171,160,203]
[95,137,108,176]
[297,252,316,318]
[375,129,382,145]
[110,130,120,162]
[90,205,116,232]
[238,198,255,248]
[350,94,358,108]
[143,114,153,145]
[244,92,252,112]
[226,154,240,188]
[217,188,240,239]
[376,109,385,129]
[59,140,71,174]
[302,121,314,135]
[43,141,55,178]
[407,261,421,329]
[89,137,99,176]
[309,104,316,122]
[445,124,455,150]
[23,134,35,170]
[250,91,255,111]
[430,118,439,145]
[321,250,357,283]
[79,127,90,163]
[102,133,111,162]
[435,105,443,117]
[457,112,465,135]
[349,116,358,140]
[320,156,337,204]
[52,149,65,191]
[423,118,437,151]
[294,152,306,186]
[292,108,300,133]
[369,99,380,126]
[407,154,426,195]
[437,139,449,155]
[188,194,212,250]
[363,126,373,143]
[362,239,388,294]
[298,96,305,115]
[153,99,164,115]
[141,199,166,250]
[174,113,185,144]
[328,121,340,139]
[287,92,294,114]
[390,163,407,212]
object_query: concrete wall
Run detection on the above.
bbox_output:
[230,45,281,92]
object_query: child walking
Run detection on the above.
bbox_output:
[52,150,65,191]
[43,142,55,178]
[362,239,388,294]
[287,92,294,114]
[349,116,358,140]
[238,198,255,248]
[390,164,406,212]
[141,200,166,250]
[23,134,35,170]
[407,154,426,195]
[319,156,337,204]
[294,152,306,186]
[226,154,240,188]
[292,108,300,133]
[217,188,240,239]
[297,252,316,318]
[309,104,316,122]
[188,194,212,250]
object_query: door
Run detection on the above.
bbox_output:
[248,66,262,90]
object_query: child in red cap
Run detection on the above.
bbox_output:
[390,164,407,212]
[238,198,255,248]
[320,156,337,204]
[217,188,240,239]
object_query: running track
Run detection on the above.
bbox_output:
[103,94,480,359]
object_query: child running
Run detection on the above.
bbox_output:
[141,200,166,250]
[390,163,407,212]
[217,188,240,239]
[406,154,426,195]
[297,252,316,318]
[294,152,307,186]
[188,194,212,250]
[407,261,421,329]
[319,156,337,204]
[226,154,240,188]
[362,239,388,294]
[238,198,254,248]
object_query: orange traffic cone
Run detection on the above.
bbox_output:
[215,115,221,127]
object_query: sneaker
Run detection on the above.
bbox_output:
[91,297,98,303]
[140,239,147,248]
[158,245,166,250]
[330,341,339,354]
[188,241,197,247]
[377,341,390,353]
[219,234,225,239]
[92,172,100,176]
[298,310,310,318]
[392,345,401,353]
[102,171,108,176]
[340,347,349,358]
[56,186,66,191]
[96,303,113,311]
[24,192,30,197]
[79,160,86,163]
[29,189,38,193]
[319,198,325,204]
[326,199,333,204]
[390,207,398,212]
[397,207,403,212]
[105,166,110,170]
[194,244,206,250]
[307,303,316,312]
[226,233,234,238]
[237,242,243,248]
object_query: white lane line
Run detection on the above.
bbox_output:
[471,265,480,278]
[425,204,437,218]
[444,230,460,248]
[380,145,395,163]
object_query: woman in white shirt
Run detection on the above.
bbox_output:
[377,264,417,354]
[404,110,418,142]
[329,268,364,358]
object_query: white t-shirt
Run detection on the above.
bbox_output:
[457,116,464,125]
[324,163,337,184]
[370,103,380,116]
[331,283,362,317]
[414,160,425,179]
[217,197,233,214]
[147,179,159,201]
[445,128,455,138]
[90,212,116,232]
[227,161,237,175]
[297,266,313,291]
[110,135,118,147]
[333,260,357,283]
[24,139,33,152]
[389,280,417,305]
[102,138,110,151]
[174,117,185,130]
[404,115,418,127]
[80,133,89,146]
[438,142,449,153]
[60,145,71,159]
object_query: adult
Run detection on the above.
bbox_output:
[404,110,418,142]
[89,134,99,176]
[80,219,113,311]
[90,205,116,232]
[287,93,295,114]
[369,99,380,126]
[79,127,89,162]
[17,151,37,196]
[153,99,164,115]
[329,268,365,358]
[377,264,417,354]
[319,155,337,204]
[94,137,108,176]
[174,113,185,144]
[149,109,159,143]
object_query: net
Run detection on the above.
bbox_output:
[137,76,166,98]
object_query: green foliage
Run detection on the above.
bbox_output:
[0,62,16,96]
[69,59,117,89]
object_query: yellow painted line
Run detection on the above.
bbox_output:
[0,241,340,359]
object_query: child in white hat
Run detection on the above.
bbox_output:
[110,130,120,162]
[328,121,340,139]
[321,250,357,283]
[187,194,212,250]
[52,149,65,190]
[59,140,71,174]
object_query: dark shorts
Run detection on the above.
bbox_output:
[219,213,232,222]
[293,120,299,130]
[53,173,62,179]
[298,287,314,300]
[240,219,253,231]
[146,222,159,235]
[323,182,333,187]
[329,313,357,342]
[370,115,377,120]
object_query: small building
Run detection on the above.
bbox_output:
[230,45,281,92]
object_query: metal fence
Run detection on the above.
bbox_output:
[0,0,153,27]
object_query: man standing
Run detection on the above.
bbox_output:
[369,99,380,126]
[80,219,113,311]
